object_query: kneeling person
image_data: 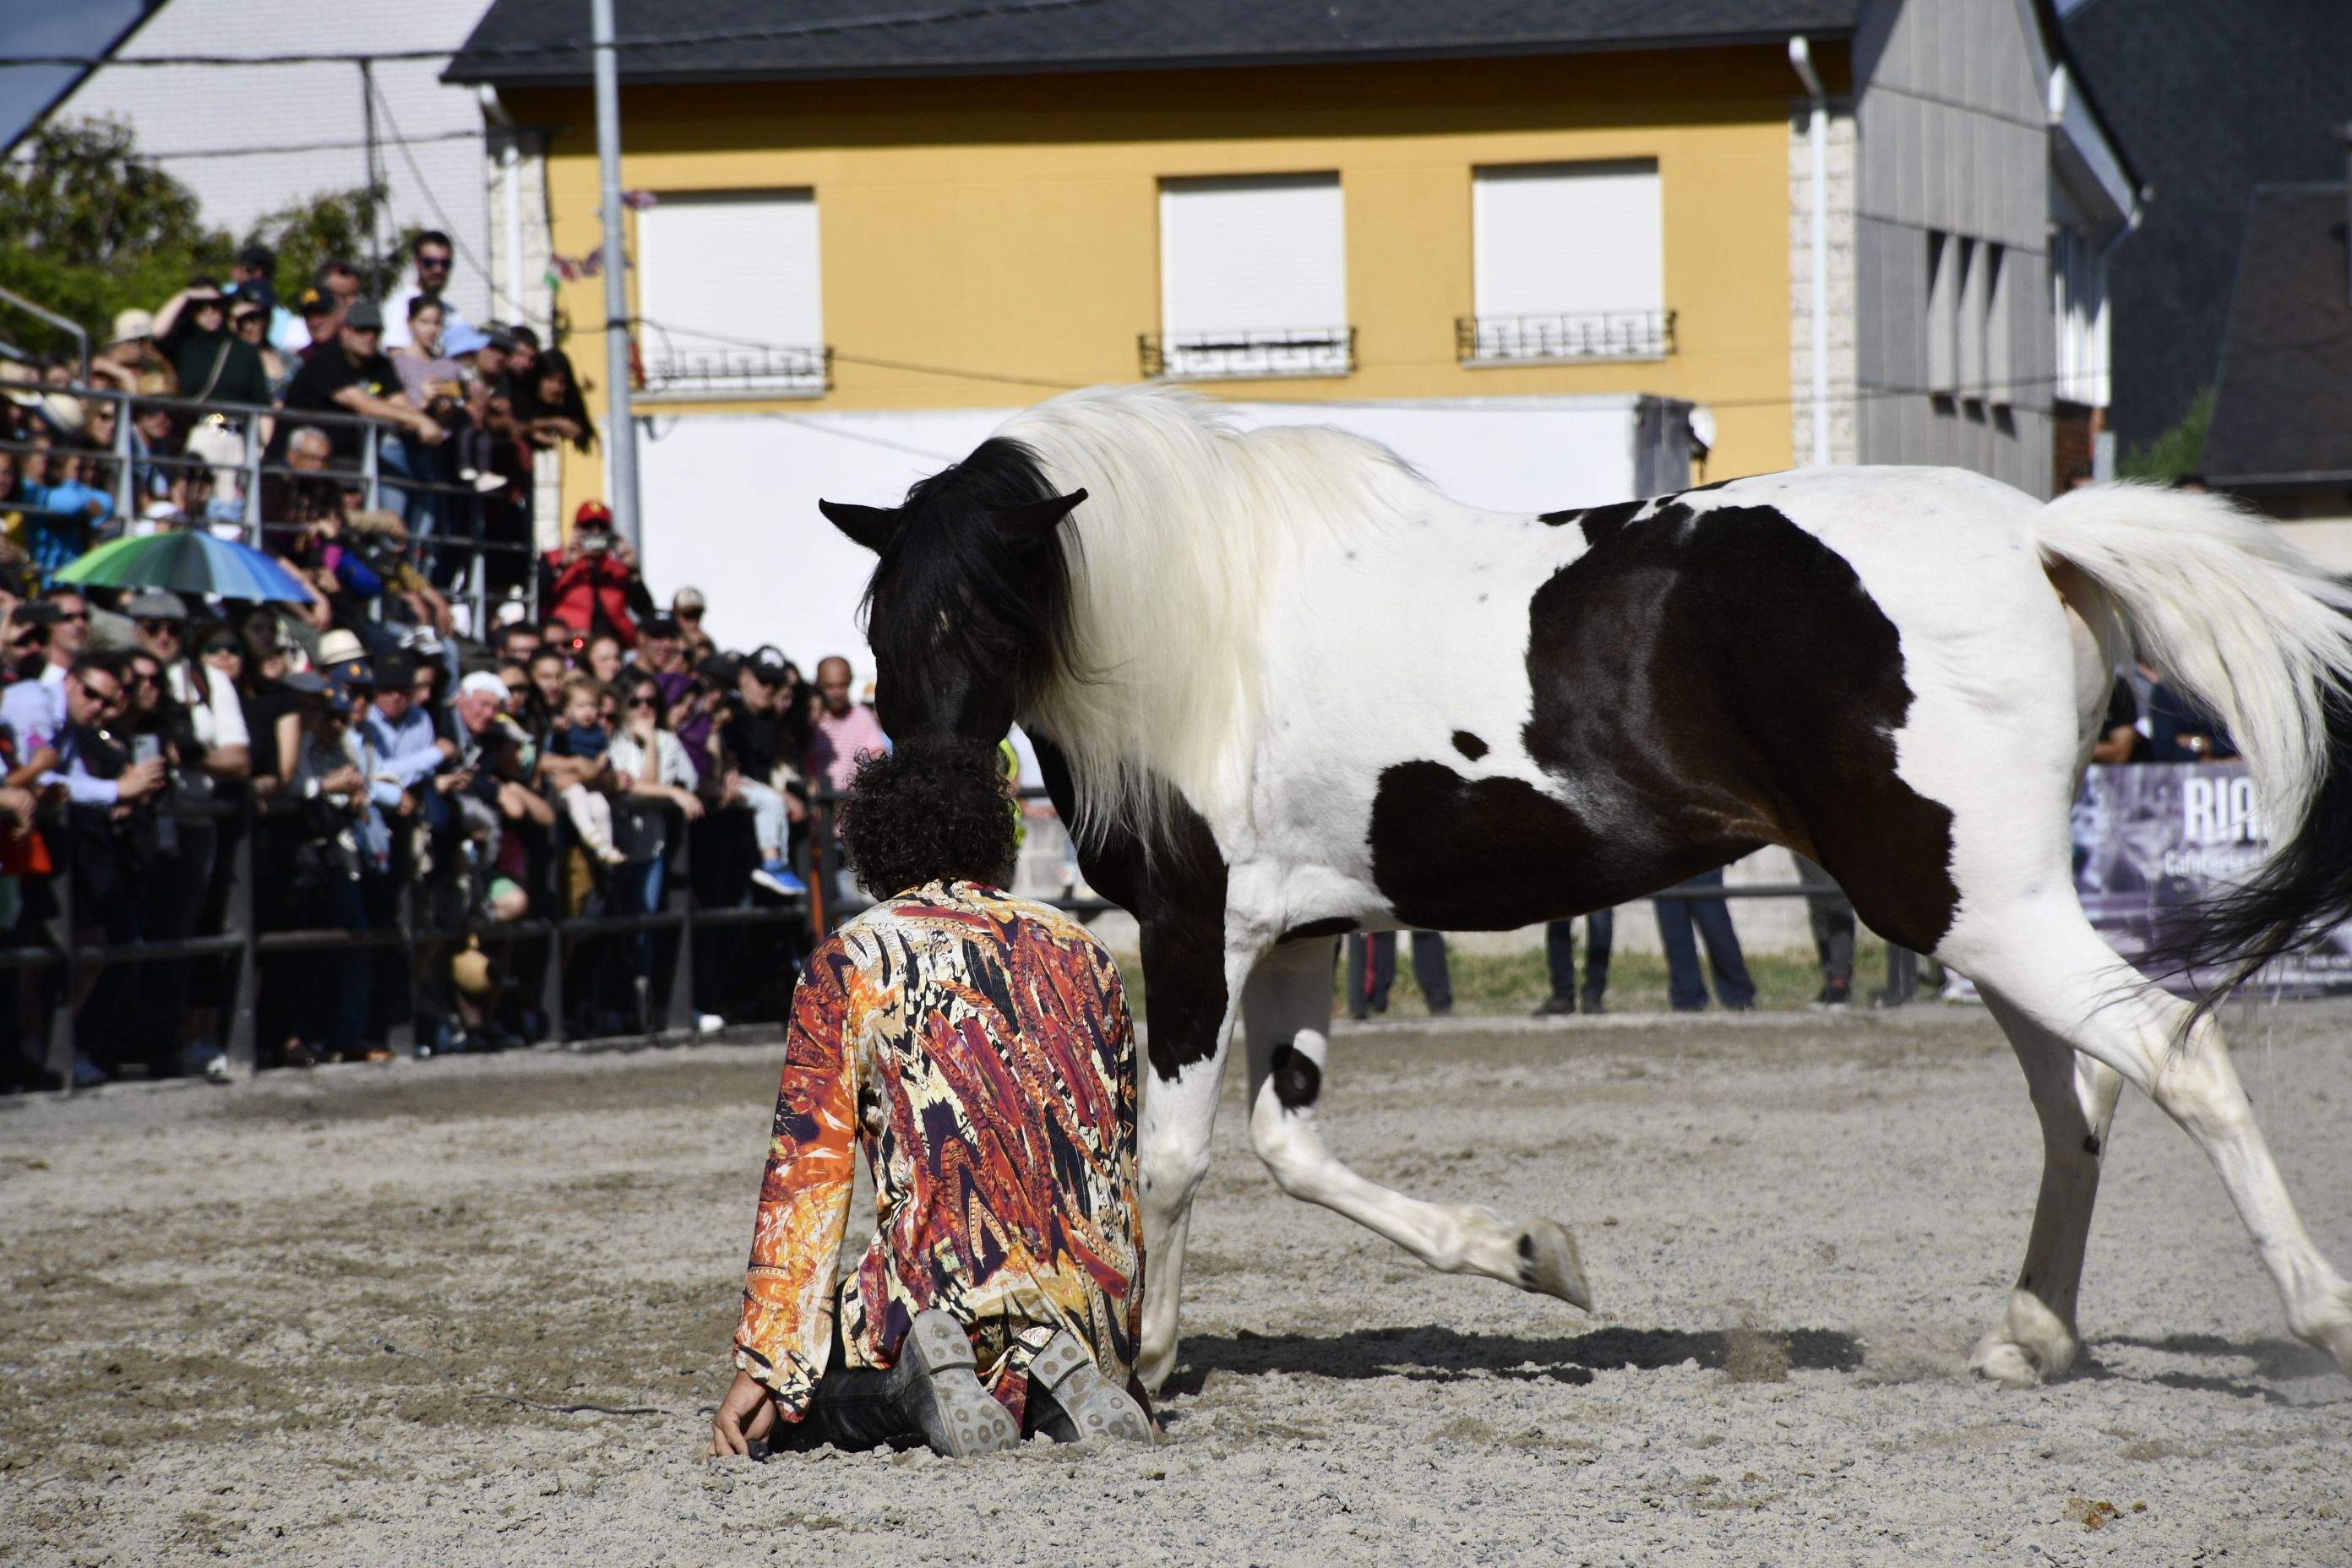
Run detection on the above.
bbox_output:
[710,742,1151,1457]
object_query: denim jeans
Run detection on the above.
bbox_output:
[1652,868,1756,1010]
[1544,909,1614,1001]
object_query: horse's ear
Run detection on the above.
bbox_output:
[995,488,1087,552]
[819,499,899,553]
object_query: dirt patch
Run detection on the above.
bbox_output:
[5,1007,2350,1565]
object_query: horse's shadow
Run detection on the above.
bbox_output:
[2079,1333,2349,1406]
[1163,1323,1864,1398]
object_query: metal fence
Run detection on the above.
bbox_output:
[1,381,542,633]
[3,792,806,1086]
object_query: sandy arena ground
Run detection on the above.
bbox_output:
[4,1000,2349,1566]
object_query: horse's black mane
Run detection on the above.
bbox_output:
[860,437,1084,710]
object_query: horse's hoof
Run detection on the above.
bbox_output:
[1515,1220,1591,1310]
[1968,1291,2078,1387]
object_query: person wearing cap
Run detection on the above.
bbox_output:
[87,309,173,398]
[539,502,654,648]
[357,648,452,801]
[229,243,305,354]
[129,590,252,786]
[270,298,444,471]
[672,587,715,660]
[226,285,293,402]
[151,279,273,414]
[290,286,341,363]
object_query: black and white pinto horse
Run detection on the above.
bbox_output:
[822,384,2352,1394]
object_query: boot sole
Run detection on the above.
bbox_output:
[901,1310,1018,1456]
[1029,1331,1153,1445]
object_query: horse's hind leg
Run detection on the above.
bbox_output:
[1959,904,2352,1376]
[1243,938,1590,1308]
[1968,992,2126,1386]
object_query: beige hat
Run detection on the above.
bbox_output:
[315,629,368,668]
[110,308,156,346]
[673,585,707,612]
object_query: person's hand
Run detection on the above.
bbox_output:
[720,770,744,808]
[709,1369,779,1459]
[0,787,35,834]
[673,789,705,822]
[396,788,417,818]
[116,758,167,802]
[412,415,446,447]
[783,793,807,825]
[434,767,474,795]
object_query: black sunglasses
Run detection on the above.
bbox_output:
[416,253,452,270]
[625,696,658,710]
[137,618,182,635]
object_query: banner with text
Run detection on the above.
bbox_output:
[2072,761,2352,996]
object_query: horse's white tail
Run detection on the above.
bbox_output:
[2033,481,2352,1002]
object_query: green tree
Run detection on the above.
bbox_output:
[0,117,413,363]
[2117,387,2214,483]
[0,117,231,358]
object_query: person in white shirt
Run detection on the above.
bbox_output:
[378,231,476,351]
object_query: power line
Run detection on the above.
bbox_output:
[0,0,1111,71]
[130,128,482,163]
[366,71,541,325]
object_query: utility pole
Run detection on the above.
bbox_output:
[592,0,642,554]
[358,59,384,295]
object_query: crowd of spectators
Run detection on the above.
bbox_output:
[0,230,879,1090]
[1,231,589,610]
[0,542,855,1092]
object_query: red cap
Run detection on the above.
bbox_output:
[574,499,613,528]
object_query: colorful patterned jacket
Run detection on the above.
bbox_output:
[732,879,1141,1424]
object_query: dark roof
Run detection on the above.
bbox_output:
[445,0,1860,88]
[2061,0,2352,449]
[2201,185,2352,489]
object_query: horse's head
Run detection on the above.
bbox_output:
[820,437,1087,747]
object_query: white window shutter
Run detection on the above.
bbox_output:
[636,191,826,395]
[1157,175,1348,377]
[1473,161,1663,318]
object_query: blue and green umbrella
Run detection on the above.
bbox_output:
[54,530,312,604]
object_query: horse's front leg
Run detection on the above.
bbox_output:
[1132,910,1256,1394]
[1242,936,1591,1308]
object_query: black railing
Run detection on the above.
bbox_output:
[1456,310,1677,364]
[639,346,831,398]
[4,381,543,632]
[1139,327,1355,381]
[3,792,808,1086]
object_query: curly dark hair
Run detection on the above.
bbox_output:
[836,740,1016,900]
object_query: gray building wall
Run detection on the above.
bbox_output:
[1849,0,2056,496]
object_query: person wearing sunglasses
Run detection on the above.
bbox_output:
[379,231,476,351]
[0,592,95,782]
[45,652,169,1087]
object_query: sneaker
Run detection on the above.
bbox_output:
[894,1309,1018,1457]
[1026,1331,1153,1445]
[70,1054,109,1091]
[697,1014,727,1035]
[750,858,807,897]
[1810,982,1852,1010]
[1580,992,1608,1016]
[1532,994,1576,1018]
[203,1052,232,1084]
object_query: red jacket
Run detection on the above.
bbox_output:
[541,550,651,647]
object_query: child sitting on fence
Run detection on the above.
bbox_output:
[546,676,626,866]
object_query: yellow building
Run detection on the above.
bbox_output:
[450,4,1862,652]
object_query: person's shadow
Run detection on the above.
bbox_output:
[1162,1323,1864,1397]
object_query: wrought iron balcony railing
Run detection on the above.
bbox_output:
[1139,326,1356,381]
[1456,310,1676,365]
[639,345,832,398]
